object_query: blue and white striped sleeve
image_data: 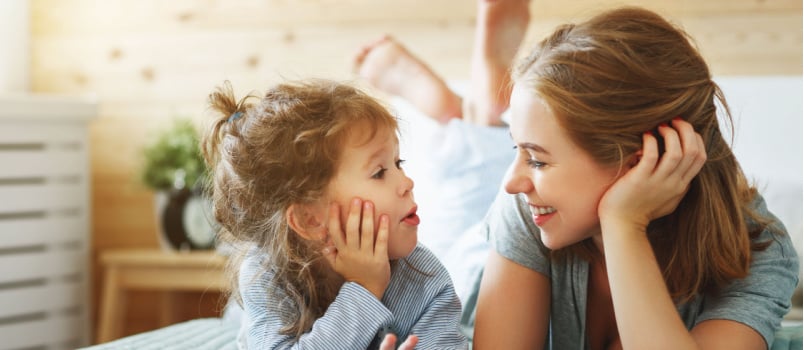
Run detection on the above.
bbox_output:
[407,282,468,349]
[390,247,468,349]
[239,257,393,349]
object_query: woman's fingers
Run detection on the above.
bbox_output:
[651,120,707,184]
[635,131,660,175]
[673,119,708,181]
[360,201,375,252]
[654,123,683,177]
[687,131,707,179]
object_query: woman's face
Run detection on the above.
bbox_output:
[326,126,419,260]
[505,85,621,250]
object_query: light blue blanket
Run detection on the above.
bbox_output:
[82,317,801,350]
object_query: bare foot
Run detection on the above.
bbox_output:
[354,35,463,124]
[466,0,531,126]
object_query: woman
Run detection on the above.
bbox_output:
[473,7,799,350]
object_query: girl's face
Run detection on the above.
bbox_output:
[505,85,621,250]
[326,126,418,260]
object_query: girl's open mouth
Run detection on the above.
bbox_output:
[402,206,420,226]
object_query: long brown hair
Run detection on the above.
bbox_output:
[513,7,774,301]
[202,79,398,337]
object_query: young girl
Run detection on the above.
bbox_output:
[474,7,799,350]
[202,80,467,349]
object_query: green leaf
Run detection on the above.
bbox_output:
[140,119,206,190]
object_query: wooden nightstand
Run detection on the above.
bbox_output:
[95,249,227,343]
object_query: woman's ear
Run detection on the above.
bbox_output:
[286,203,327,241]
[628,150,643,168]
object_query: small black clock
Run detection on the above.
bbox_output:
[161,187,217,250]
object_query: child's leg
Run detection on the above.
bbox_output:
[353,35,463,124]
[465,0,531,126]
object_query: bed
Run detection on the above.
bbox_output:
[82,76,803,349]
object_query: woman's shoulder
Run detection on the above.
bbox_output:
[744,194,799,277]
[749,194,794,240]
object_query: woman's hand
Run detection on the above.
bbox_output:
[598,118,707,232]
[322,198,391,300]
[380,333,419,350]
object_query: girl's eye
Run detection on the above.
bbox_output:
[371,167,387,179]
[395,159,406,169]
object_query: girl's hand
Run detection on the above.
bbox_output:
[323,198,391,300]
[598,118,707,232]
[380,333,419,350]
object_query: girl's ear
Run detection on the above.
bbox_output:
[286,203,327,241]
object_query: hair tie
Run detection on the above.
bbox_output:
[228,111,243,123]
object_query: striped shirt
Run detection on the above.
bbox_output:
[237,244,468,349]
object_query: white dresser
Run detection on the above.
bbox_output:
[0,95,96,349]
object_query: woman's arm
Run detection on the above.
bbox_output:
[474,250,551,349]
[599,119,765,349]
[601,222,765,350]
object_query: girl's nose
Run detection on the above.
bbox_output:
[503,162,534,195]
[399,174,414,197]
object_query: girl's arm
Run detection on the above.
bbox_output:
[240,260,395,349]
[404,282,468,349]
[242,199,396,349]
[473,250,551,349]
[387,247,468,349]
[598,119,764,349]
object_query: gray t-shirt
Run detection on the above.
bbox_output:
[484,189,799,349]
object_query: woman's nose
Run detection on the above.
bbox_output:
[503,162,534,195]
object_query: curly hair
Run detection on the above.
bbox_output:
[202,79,398,337]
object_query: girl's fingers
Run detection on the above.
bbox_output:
[345,198,363,250]
[360,201,375,252]
[379,334,397,350]
[321,243,337,268]
[374,215,390,258]
[398,335,419,350]
[379,333,418,350]
[326,203,346,249]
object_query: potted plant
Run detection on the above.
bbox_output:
[140,119,216,250]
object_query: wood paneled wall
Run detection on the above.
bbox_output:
[29,0,802,341]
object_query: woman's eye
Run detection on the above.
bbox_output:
[514,146,546,168]
[526,159,546,169]
[395,159,406,169]
[372,167,387,179]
